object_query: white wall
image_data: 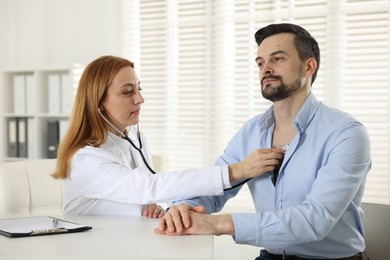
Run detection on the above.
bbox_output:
[0,0,121,68]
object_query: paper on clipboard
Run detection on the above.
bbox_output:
[0,216,92,238]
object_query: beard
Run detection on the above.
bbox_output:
[261,75,304,102]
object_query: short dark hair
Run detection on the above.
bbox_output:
[255,23,320,85]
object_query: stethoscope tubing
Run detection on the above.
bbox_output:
[123,135,156,174]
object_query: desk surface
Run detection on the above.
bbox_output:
[0,215,213,260]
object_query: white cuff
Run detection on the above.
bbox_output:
[221,165,232,189]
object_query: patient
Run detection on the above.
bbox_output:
[52,55,285,217]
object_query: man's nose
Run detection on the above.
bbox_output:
[261,62,273,76]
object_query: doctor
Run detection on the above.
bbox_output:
[52,55,285,217]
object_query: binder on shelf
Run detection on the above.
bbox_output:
[7,118,18,157]
[47,120,60,158]
[17,117,28,158]
[48,74,61,114]
[0,216,92,238]
[27,118,36,158]
[13,75,26,114]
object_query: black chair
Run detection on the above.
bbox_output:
[361,202,390,260]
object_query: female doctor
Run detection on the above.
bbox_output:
[52,55,284,217]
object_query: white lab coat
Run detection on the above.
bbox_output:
[64,127,229,216]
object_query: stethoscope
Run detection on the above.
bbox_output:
[98,108,248,191]
[98,108,156,174]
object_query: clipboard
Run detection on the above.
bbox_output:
[0,216,92,238]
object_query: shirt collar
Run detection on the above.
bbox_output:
[294,92,321,133]
[258,92,321,134]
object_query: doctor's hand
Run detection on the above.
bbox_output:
[228,148,285,183]
[143,203,165,218]
[155,209,235,236]
[155,203,205,234]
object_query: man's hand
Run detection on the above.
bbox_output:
[155,203,205,234]
[155,209,235,236]
[143,203,165,218]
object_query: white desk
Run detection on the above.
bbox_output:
[0,215,213,260]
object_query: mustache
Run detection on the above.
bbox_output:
[261,75,282,85]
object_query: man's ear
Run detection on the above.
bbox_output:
[304,58,317,77]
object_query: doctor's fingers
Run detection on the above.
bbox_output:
[165,212,214,236]
[242,150,284,175]
[167,207,189,233]
[150,205,165,218]
[145,203,156,217]
[158,208,165,218]
[142,204,163,218]
[249,149,285,165]
[160,203,203,232]
[171,203,196,226]
[157,211,181,233]
[251,148,285,158]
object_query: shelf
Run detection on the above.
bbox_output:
[0,66,82,162]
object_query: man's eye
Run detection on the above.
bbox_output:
[274,56,284,62]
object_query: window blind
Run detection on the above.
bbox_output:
[121,0,390,206]
[341,0,390,203]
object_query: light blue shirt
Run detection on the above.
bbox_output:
[179,93,371,258]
